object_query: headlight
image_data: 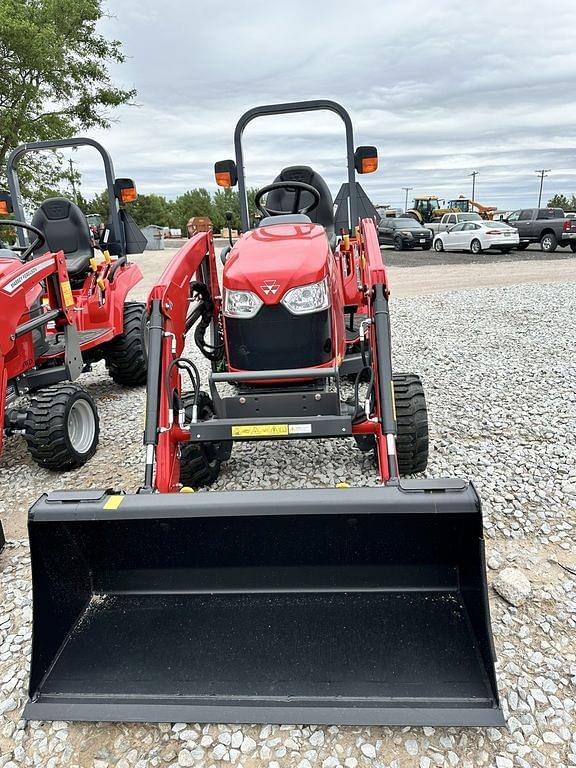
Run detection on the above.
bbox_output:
[224,289,263,318]
[400,230,413,236]
[281,277,330,315]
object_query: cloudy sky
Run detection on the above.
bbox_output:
[67,0,576,210]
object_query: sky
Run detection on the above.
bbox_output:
[65,0,576,211]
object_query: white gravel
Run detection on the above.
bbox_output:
[1,281,575,767]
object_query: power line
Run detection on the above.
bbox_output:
[468,171,479,201]
[68,158,78,204]
[535,169,551,208]
[402,186,413,212]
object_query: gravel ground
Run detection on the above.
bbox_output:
[381,243,576,268]
[1,280,575,767]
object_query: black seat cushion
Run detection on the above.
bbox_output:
[265,166,336,245]
[31,198,94,278]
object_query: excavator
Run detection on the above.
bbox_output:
[406,195,496,223]
[448,196,497,220]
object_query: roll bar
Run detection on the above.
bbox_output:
[6,137,125,255]
[233,100,358,231]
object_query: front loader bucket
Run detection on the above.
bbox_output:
[25,481,503,725]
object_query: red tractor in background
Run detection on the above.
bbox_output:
[0,138,147,473]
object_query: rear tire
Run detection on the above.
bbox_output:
[434,239,444,252]
[24,383,99,470]
[470,239,482,255]
[570,242,576,253]
[393,373,429,475]
[540,232,557,253]
[179,391,227,489]
[105,302,148,386]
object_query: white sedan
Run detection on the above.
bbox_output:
[433,221,520,254]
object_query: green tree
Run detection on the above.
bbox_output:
[127,194,174,228]
[0,0,135,204]
[212,188,240,232]
[172,188,213,233]
[547,194,572,211]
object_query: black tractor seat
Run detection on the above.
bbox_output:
[265,166,337,247]
[31,197,94,283]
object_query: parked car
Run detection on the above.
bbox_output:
[378,217,433,250]
[565,212,576,220]
[426,211,482,235]
[505,208,576,252]
[433,221,520,254]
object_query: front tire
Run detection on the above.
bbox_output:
[434,238,444,252]
[353,374,429,475]
[393,373,429,475]
[179,391,227,489]
[470,238,482,255]
[516,242,530,250]
[393,237,404,251]
[24,383,99,470]
[105,302,148,386]
[540,232,557,253]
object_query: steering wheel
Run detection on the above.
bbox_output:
[0,220,46,261]
[254,181,321,218]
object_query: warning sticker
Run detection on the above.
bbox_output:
[60,280,74,307]
[231,423,313,438]
[288,424,312,435]
[232,424,289,438]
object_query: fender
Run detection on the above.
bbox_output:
[0,253,61,354]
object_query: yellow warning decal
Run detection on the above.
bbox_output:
[232,424,289,438]
[103,495,124,510]
[61,280,74,307]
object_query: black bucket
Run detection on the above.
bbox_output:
[25,481,503,725]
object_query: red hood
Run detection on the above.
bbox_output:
[223,223,330,303]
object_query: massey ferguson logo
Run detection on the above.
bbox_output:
[1,260,49,294]
[261,280,280,296]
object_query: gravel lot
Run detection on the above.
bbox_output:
[1,270,575,767]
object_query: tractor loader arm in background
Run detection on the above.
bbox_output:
[23,100,502,727]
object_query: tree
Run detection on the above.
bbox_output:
[212,187,259,232]
[212,188,241,231]
[77,189,110,220]
[0,0,135,204]
[127,194,174,228]
[547,193,576,211]
[172,188,213,232]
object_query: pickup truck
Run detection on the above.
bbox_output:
[425,212,482,235]
[505,208,576,252]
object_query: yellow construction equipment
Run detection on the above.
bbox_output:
[448,196,497,220]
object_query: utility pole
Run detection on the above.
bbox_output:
[69,158,77,204]
[535,169,550,208]
[468,171,479,201]
[402,187,413,212]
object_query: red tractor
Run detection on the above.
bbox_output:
[0,138,147,471]
[24,102,501,727]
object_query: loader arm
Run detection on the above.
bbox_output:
[145,232,216,492]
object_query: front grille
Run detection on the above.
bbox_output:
[225,305,332,370]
